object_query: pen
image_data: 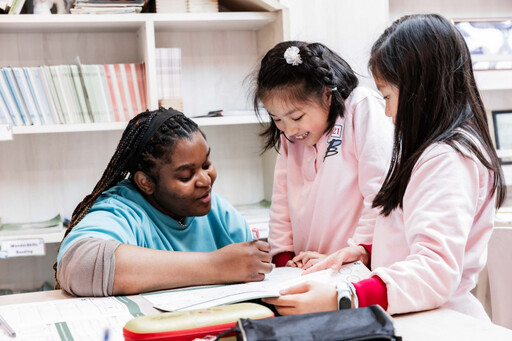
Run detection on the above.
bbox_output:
[0,314,15,338]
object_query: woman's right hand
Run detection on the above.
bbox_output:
[212,240,273,283]
[302,245,369,275]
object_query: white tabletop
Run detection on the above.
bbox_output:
[0,290,511,340]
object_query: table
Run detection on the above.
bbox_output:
[1,290,512,340]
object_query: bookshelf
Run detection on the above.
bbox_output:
[0,2,287,292]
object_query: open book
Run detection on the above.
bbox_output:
[143,261,371,312]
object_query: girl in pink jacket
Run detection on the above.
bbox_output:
[253,41,394,267]
[262,14,506,319]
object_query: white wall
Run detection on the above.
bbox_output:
[279,0,389,87]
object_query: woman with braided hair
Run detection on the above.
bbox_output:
[55,107,272,296]
[252,41,393,269]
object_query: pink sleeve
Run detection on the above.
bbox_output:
[373,146,483,314]
[349,95,393,245]
[353,275,388,310]
[268,136,294,257]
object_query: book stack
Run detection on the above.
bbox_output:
[155,48,183,112]
[71,0,146,14]
[155,0,218,13]
[0,0,26,14]
[155,0,187,13]
[188,0,218,13]
[0,62,147,126]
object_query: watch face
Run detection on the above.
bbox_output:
[339,296,351,310]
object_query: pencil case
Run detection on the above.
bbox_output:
[123,302,274,341]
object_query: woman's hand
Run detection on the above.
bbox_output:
[302,246,369,275]
[262,281,337,315]
[212,240,273,283]
[288,251,327,270]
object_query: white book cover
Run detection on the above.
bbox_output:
[40,66,64,124]
[130,63,142,113]
[70,65,91,124]
[144,261,371,312]
[25,67,52,125]
[98,65,115,122]
[50,66,73,124]
[81,65,101,122]
[63,65,84,124]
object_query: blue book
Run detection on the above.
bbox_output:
[2,68,29,125]
[0,69,23,126]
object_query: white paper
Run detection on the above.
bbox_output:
[0,124,12,141]
[0,297,140,341]
[145,261,371,312]
[0,238,45,258]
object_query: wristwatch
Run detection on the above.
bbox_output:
[336,281,359,310]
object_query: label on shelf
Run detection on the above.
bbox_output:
[0,238,45,258]
[0,124,13,141]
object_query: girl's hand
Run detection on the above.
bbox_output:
[292,251,327,270]
[261,281,337,315]
[302,246,369,275]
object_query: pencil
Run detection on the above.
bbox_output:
[0,314,15,338]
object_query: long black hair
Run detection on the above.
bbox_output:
[253,41,359,152]
[370,14,505,216]
[54,107,201,286]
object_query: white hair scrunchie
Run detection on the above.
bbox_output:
[284,46,302,66]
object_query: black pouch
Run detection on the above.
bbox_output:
[217,305,401,341]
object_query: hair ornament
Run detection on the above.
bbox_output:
[284,46,302,66]
[331,86,338,91]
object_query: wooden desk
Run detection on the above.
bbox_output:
[1,290,512,340]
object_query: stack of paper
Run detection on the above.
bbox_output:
[188,0,218,12]
[143,261,372,312]
[71,0,146,14]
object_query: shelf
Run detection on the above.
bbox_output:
[9,114,269,135]
[475,70,512,91]
[0,12,277,33]
[0,226,65,244]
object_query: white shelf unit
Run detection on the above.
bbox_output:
[0,4,287,292]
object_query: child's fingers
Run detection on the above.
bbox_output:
[279,281,310,295]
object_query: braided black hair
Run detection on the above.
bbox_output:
[252,41,359,152]
[54,107,200,287]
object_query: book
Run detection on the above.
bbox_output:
[40,65,65,124]
[24,68,50,125]
[2,67,30,125]
[0,70,18,126]
[143,261,372,312]
[70,65,92,124]
[12,67,40,125]
[103,64,121,121]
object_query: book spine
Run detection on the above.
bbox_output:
[0,69,19,125]
[103,64,120,122]
[130,63,142,113]
[22,68,46,125]
[70,65,91,123]
[3,67,29,125]
[40,66,63,124]
[94,65,114,122]
[12,67,39,125]
[98,65,115,122]
[112,64,128,121]
[118,63,134,119]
